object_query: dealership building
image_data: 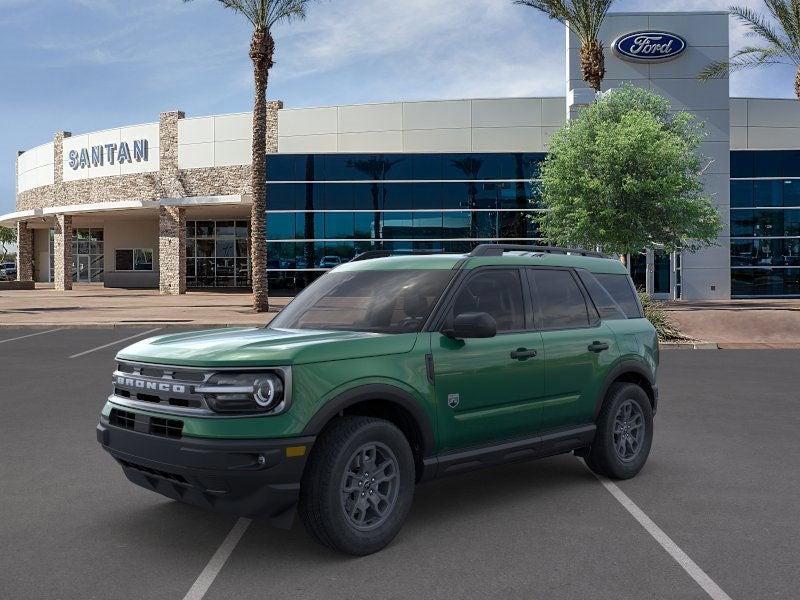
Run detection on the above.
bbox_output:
[4,10,800,300]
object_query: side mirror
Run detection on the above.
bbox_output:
[443,312,497,339]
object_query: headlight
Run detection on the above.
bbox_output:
[197,371,287,414]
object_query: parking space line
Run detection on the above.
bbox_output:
[182,518,252,600]
[68,328,162,359]
[590,470,733,600]
[0,328,63,345]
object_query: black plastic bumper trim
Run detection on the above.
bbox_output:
[97,417,314,526]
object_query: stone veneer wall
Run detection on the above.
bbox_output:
[53,214,73,291]
[16,221,33,281]
[158,206,186,295]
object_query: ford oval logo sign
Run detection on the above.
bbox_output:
[613,31,687,62]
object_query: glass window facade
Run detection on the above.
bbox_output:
[186,220,251,288]
[264,153,545,291]
[731,151,800,296]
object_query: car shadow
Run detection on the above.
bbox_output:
[238,454,598,562]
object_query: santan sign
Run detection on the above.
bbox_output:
[68,139,149,170]
[613,31,687,62]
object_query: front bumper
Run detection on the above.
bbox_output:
[97,416,314,527]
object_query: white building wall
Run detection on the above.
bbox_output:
[274,98,565,154]
[61,123,160,182]
[177,112,253,169]
[730,98,800,150]
[17,142,55,193]
[568,11,730,300]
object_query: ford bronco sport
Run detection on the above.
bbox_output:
[97,244,658,555]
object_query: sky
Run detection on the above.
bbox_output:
[1,0,797,215]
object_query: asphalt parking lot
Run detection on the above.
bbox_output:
[1,327,799,600]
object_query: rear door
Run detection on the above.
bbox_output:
[526,267,619,431]
[431,267,545,452]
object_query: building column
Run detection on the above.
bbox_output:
[159,110,186,200]
[53,214,73,291]
[159,205,186,295]
[16,221,33,282]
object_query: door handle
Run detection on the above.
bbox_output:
[588,341,609,353]
[510,348,538,360]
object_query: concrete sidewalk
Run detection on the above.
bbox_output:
[0,284,287,327]
[3,285,800,348]
[664,299,800,348]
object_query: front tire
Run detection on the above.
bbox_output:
[298,416,415,555]
[584,382,653,479]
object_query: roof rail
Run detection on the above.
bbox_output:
[468,243,608,259]
[349,249,446,262]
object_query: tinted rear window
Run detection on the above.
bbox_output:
[577,270,627,320]
[593,273,642,319]
[528,269,590,329]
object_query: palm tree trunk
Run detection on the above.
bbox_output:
[580,40,605,92]
[250,29,274,312]
[796,67,800,102]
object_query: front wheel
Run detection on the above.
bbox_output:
[298,416,415,555]
[584,382,654,479]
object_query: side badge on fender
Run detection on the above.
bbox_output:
[447,393,460,409]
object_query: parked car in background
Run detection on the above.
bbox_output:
[0,262,16,280]
[319,255,343,268]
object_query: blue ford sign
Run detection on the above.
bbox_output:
[613,31,686,62]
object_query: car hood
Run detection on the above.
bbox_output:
[116,327,419,367]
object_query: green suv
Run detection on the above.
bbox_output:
[97,244,658,555]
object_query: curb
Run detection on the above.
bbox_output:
[660,341,719,350]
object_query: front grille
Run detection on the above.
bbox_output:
[109,408,135,430]
[118,459,189,484]
[150,417,183,439]
[112,361,212,413]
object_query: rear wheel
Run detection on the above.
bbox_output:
[298,416,415,555]
[584,382,653,479]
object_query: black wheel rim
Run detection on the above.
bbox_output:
[613,399,645,462]
[340,442,400,531]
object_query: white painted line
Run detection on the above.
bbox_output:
[182,518,252,600]
[68,328,162,359]
[0,328,63,345]
[590,470,733,600]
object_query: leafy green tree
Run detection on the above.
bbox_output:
[699,2,800,100]
[514,0,615,91]
[184,0,316,311]
[537,84,722,260]
[0,226,15,263]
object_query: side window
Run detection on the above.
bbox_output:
[448,269,525,333]
[577,270,627,320]
[593,273,643,319]
[528,269,590,329]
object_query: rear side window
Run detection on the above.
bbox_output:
[593,273,642,319]
[448,269,526,332]
[528,269,590,329]
[577,270,627,320]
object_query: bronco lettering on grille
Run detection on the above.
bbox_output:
[115,376,186,394]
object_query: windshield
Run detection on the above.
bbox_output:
[269,269,454,334]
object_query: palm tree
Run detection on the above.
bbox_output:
[514,0,615,92]
[699,2,800,101]
[185,0,314,312]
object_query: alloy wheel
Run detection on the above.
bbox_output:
[613,399,645,462]
[340,442,400,531]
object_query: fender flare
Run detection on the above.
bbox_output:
[302,383,436,457]
[595,360,657,418]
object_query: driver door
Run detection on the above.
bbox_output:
[431,267,545,452]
